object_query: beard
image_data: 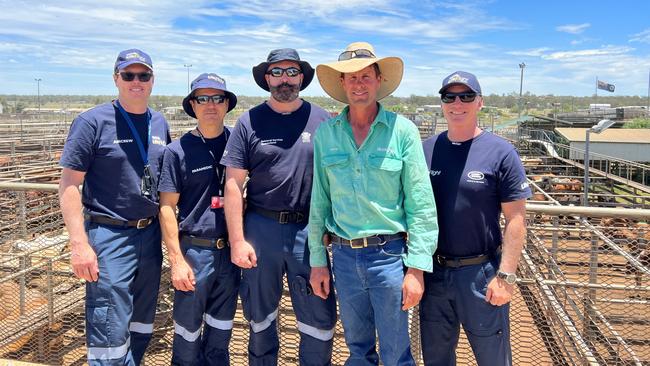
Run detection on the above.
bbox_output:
[270,82,300,103]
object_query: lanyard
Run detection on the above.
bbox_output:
[195,127,229,196]
[115,100,151,166]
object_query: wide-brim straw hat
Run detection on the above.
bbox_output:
[316,42,403,104]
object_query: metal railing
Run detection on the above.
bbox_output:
[1,186,649,365]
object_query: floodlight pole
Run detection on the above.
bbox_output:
[34,78,42,114]
[518,62,526,119]
[184,64,192,93]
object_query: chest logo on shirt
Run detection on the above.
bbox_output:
[430,170,441,177]
[466,171,485,184]
[520,182,530,190]
[261,138,283,146]
[113,139,133,144]
[301,132,311,143]
[152,135,166,146]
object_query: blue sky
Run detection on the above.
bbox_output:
[1,0,649,97]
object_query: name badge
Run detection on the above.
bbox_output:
[211,196,224,209]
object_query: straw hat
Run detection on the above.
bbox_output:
[316,42,403,103]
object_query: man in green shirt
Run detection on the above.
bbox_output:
[308,42,438,365]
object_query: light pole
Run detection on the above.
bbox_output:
[518,62,526,119]
[34,78,42,114]
[183,64,192,93]
[583,119,616,206]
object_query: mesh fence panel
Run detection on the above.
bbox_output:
[1,186,649,365]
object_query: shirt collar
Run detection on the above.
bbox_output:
[334,103,389,127]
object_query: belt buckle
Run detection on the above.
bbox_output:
[350,237,367,249]
[278,211,290,224]
[136,218,150,229]
[215,238,226,249]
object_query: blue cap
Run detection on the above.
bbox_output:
[439,71,481,95]
[114,49,153,72]
[182,73,238,118]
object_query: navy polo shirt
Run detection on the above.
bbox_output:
[220,101,330,212]
[158,129,230,238]
[422,131,531,257]
[60,102,171,221]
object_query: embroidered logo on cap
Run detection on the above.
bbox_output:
[125,52,146,62]
[208,74,225,84]
[447,74,468,85]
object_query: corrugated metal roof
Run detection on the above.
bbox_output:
[554,128,650,143]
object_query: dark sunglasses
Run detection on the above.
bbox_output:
[441,92,478,104]
[266,67,302,77]
[119,71,153,82]
[338,49,376,61]
[193,95,227,104]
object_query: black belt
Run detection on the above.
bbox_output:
[180,235,228,249]
[434,247,500,268]
[85,214,155,229]
[330,232,406,249]
[247,205,306,224]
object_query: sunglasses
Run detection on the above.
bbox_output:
[441,92,478,104]
[338,49,376,61]
[193,95,227,104]
[266,67,302,78]
[119,71,153,82]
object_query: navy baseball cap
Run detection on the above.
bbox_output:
[439,71,482,95]
[182,73,238,118]
[114,49,153,72]
[252,48,314,91]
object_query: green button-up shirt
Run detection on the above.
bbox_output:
[308,104,438,271]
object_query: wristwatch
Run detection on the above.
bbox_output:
[497,271,517,285]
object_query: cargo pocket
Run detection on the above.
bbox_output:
[86,301,110,346]
[291,275,337,331]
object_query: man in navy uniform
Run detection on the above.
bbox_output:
[158,73,241,365]
[59,49,170,365]
[420,71,531,366]
[221,48,337,365]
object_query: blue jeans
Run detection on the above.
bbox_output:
[419,258,512,366]
[331,238,415,366]
[84,220,162,366]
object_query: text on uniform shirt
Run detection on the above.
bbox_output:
[113,139,134,144]
[191,165,212,174]
[261,138,283,146]
[152,135,166,146]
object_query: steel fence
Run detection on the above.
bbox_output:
[1,184,649,365]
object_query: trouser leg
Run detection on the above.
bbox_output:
[420,265,459,366]
[285,223,336,366]
[85,222,138,366]
[242,213,284,366]
[130,222,162,365]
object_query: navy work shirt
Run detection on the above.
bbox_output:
[60,102,170,221]
[158,129,230,238]
[422,131,531,257]
[220,101,330,213]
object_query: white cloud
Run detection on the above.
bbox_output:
[556,23,591,34]
[542,45,633,60]
[630,29,650,43]
[508,48,553,57]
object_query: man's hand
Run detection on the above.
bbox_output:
[170,255,196,292]
[230,239,257,269]
[310,266,331,299]
[70,241,99,282]
[485,277,514,306]
[402,268,424,310]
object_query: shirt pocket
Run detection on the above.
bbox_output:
[322,153,352,197]
[367,154,403,204]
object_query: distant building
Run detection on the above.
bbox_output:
[162,106,185,116]
[0,103,3,114]
[555,127,650,163]
[589,104,611,110]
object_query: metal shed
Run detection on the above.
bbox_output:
[555,128,650,163]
